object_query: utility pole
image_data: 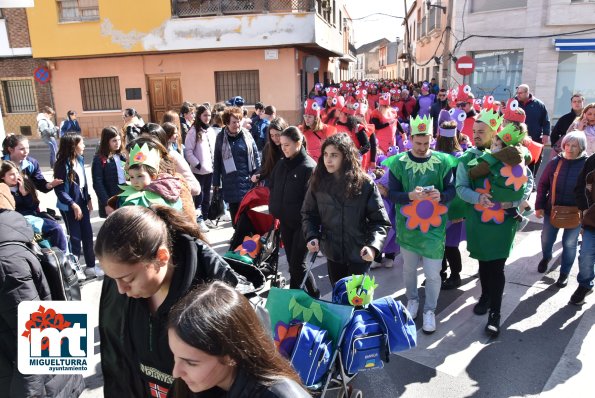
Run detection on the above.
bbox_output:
[442,0,454,89]
[403,0,412,81]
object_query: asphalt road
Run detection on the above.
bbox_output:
[27,142,593,398]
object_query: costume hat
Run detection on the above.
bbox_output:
[304,99,321,117]
[497,123,526,147]
[437,110,457,138]
[129,143,161,171]
[410,115,433,136]
[503,98,526,123]
[477,109,503,131]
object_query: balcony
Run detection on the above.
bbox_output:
[173,0,316,18]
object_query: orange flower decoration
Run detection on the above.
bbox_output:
[474,178,505,224]
[418,123,427,132]
[401,199,447,233]
[502,133,513,143]
[234,235,262,258]
[351,296,364,306]
[133,152,146,162]
[490,119,497,128]
[500,164,527,191]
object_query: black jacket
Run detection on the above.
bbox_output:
[551,109,579,150]
[91,153,126,217]
[99,233,240,398]
[0,210,85,398]
[301,178,391,264]
[269,148,316,228]
[576,153,595,230]
[174,367,311,397]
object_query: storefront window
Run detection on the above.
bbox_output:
[553,51,595,119]
[466,50,523,103]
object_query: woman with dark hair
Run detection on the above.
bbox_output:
[302,133,391,285]
[167,281,309,397]
[53,134,99,278]
[60,110,81,137]
[122,108,144,146]
[2,134,63,193]
[179,101,195,144]
[92,126,126,218]
[185,105,217,232]
[162,110,184,154]
[141,123,200,196]
[96,205,240,398]
[299,99,336,163]
[269,126,318,297]
[251,117,288,186]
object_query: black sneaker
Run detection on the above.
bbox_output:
[442,275,462,290]
[556,273,569,288]
[569,286,593,306]
[537,258,550,273]
[485,312,501,337]
[473,296,490,315]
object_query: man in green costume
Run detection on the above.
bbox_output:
[456,109,534,337]
[385,115,456,334]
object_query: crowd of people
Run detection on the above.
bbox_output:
[1,77,594,397]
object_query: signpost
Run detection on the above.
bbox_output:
[33,66,51,84]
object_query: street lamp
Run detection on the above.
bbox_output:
[426,1,446,14]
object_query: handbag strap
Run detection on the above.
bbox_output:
[551,158,563,207]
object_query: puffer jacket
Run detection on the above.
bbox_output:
[536,153,587,215]
[576,153,595,230]
[212,128,261,204]
[301,178,391,265]
[269,147,316,228]
[91,153,126,217]
[99,233,241,398]
[0,210,85,398]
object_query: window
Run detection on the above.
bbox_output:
[471,0,526,13]
[214,70,260,105]
[467,50,523,103]
[57,0,99,22]
[553,51,595,118]
[2,79,36,113]
[80,76,121,111]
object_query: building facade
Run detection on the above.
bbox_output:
[379,40,400,80]
[355,38,390,80]
[0,3,50,140]
[25,0,352,137]
[451,0,595,120]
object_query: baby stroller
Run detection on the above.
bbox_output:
[224,186,285,288]
[265,253,417,397]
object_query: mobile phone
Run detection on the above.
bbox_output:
[422,185,434,192]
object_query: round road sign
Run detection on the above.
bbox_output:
[455,56,475,76]
[33,66,51,84]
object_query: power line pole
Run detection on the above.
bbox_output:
[442,0,454,89]
[404,0,412,81]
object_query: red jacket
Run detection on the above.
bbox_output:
[299,123,337,162]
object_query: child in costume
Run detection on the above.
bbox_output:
[116,143,183,210]
[468,114,531,227]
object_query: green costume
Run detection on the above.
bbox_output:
[385,151,454,260]
[117,183,183,210]
[459,149,519,261]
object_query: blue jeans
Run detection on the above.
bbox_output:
[60,201,95,268]
[401,247,442,312]
[577,228,595,289]
[43,136,58,168]
[540,216,581,275]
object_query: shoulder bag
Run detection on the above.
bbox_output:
[550,159,581,229]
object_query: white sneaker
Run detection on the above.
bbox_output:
[370,261,383,269]
[220,211,232,222]
[422,310,436,334]
[204,219,217,228]
[382,258,394,268]
[198,220,210,233]
[406,299,419,320]
[94,266,105,278]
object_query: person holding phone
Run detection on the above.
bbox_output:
[567,102,595,156]
[385,115,456,334]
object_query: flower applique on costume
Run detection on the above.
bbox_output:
[473,178,505,224]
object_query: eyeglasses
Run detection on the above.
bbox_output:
[456,103,467,108]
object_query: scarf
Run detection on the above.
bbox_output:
[222,128,257,174]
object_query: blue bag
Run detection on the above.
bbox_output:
[369,297,417,353]
[289,321,332,386]
[332,276,352,305]
[341,309,387,375]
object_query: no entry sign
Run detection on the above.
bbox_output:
[33,66,51,84]
[455,56,475,76]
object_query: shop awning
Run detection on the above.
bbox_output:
[554,38,595,51]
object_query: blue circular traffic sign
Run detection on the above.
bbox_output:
[33,66,51,84]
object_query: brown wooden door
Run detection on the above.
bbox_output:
[147,75,182,123]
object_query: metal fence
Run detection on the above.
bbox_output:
[173,0,315,17]
[215,70,260,105]
[2,80,36,113]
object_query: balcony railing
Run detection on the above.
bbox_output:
[173,0,316,17]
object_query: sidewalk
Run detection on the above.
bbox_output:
[27,137,100,149]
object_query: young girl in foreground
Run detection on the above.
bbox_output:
[167,281,310,397]
[301,133,391,285]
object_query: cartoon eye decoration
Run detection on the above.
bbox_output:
[487,96,494,104]
[311,102,321,111]
[463,85,472,94]
[332,98,338,105]
[394,106,400,112]
[448,108,456,116]
[352,103,360,110]
[332,88,338,94]
[509,99,519,111]
[304,101,308,108]
[390,89,396,94]
[355,90,360,95]
[362,89,368,96]
[365,82,370,87]
[361,103,368,112]
[457,112,467,122]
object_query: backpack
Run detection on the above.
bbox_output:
[368,297,417,353]
[0,241,81,301]
[341,309,388,375]
[288,321,332,387]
